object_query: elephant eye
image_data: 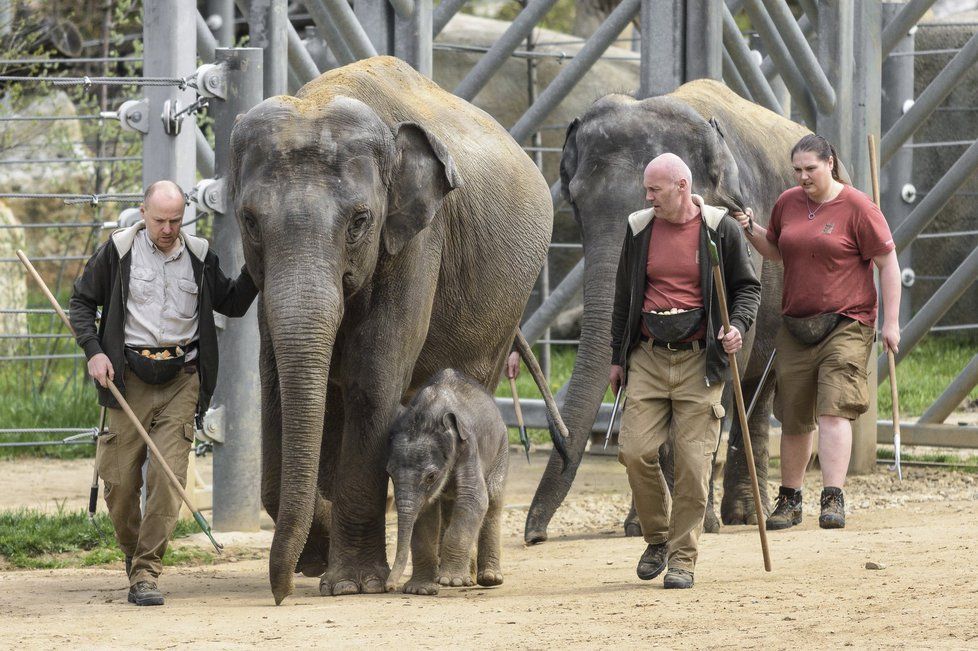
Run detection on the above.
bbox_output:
[239,208,260,242]
[422,471,437,486]
[347,208,372,245]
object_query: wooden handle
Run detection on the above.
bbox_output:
[714,264,772,572]
[509,377,525,429]
[887,350,900,436]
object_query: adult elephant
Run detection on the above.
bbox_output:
[228,56,557,604]
[525,79,812,544]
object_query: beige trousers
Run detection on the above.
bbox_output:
[98,367,198,586]
[617,340,724,572]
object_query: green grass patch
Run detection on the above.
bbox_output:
[876,447,978,472]
[877,335,978,417]
[0,507,212,569]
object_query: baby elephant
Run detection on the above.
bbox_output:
[385,369,509,595]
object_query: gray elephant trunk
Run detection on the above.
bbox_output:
[386,492,419,591]
[263,277,342,605]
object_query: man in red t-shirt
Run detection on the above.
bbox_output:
[609,154,761,589]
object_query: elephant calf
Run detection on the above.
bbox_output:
[385,369,508,595]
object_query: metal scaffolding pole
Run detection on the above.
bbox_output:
[849,0,881,193]
[143,0,197,231]
[235,0,324,78]
[685,0,722,81]
[454,0,560,102]
[248,0,288,97]
[741,0,815,125]
[197,11,219,63]
[433,0,466,37]
[196,124,215,179]
[389,0,415,18]
[918,354,978,424]
[878,245,978,377]
[720,3,781,113]
[305,0,378,60]
[511,0,640,143]
[722,47,752,100]
[815,0,853,168]
[210,47,264,532]
[206,0,236,47]
[356,2,394,55]
[891,138,978,252]
[521,259,585,345]
[395,0,432,77]
[639,0,685,98]
[880,28,978,166]
[881,1,915,327]
[299,0,356,65]
[882,0,938,57]
[762,0,835,113]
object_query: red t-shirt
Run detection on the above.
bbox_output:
[641,216,706,341]
[766,185,894,326]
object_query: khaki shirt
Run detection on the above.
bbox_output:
[124,229,199,349]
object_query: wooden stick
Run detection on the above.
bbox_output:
[710,247,772,572]
[868,134,903,480]
[509,377,531,463]
[16,249,224,552]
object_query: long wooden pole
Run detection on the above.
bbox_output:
[709,242,772,572]
[17,249,224,552]
[868,134,903,480]
[509,377,531,463]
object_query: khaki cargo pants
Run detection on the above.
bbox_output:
[617,340,724,573]
[98,366,198,586]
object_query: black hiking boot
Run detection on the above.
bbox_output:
[663,568,694,589]
[125,556,132,578]
[636,542,668,581]
[128,581,164,606]
[765,486,803,531]
[819,487,846,529]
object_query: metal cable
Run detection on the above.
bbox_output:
[0,428,94,434]
[0,56,142,65]
[0,156,140,166]
[0,192,142,204]
[0,353,85,362]
[0,75,188,87]
[0,114,113,122]
[433,42,641,62]
[0,222,106,230]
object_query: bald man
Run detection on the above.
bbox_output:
[609,154,760,589]
[70,180,258,605]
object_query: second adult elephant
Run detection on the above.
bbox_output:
[525,79,812,543]
[229,56,558,604]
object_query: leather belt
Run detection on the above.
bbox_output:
[640,335,705,352]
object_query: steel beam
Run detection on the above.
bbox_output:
[247,0,288,97]
[388,0,414,19]
[197,11,218,63]
[195,125,215,179]
[876,422,978,449]
[815,0,853,166]
[742,0,815,125]
[685,0,722,81]
[891,138,978,252]
[143,0,197,231]
[881,1,915,327]
[878,245,978,377]
[880,28,978,166]
[762,0,835,113]
[512,0,640,143]
[848,0,881,193]
[797,0,818,26]
[206,0,236,47]
[236,0,327,75]
[395,0,432,76]
[721,3,781,113]
[640,0,685,98]
[356,1,394,55]
[304,0,378,60]
[760,14,813,80]
[722,47,752,101]
[454,0,561,101]
[433,0,466,37]
[918,354,978,425]
[882,0,938,57]
[210,47,264,532]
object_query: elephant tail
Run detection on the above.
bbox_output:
[514,328,570,471]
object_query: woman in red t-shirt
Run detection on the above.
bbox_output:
[734,134,901,531]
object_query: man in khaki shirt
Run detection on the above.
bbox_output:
[70,181,258,606]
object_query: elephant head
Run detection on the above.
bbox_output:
[384,404,466,591]
[228,95,461,602]
[524,94,749,544]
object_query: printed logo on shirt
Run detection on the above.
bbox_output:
[821,223,835,235]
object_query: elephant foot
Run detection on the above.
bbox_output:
[319,564,388,596]
[294,546,327,577]
[721,494,760,526]
[703,507,720,534]
[404,579,439,596]
[623,520,643,537]
[477,568,503,587]
[435,570,475,587]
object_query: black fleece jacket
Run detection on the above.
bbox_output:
[610,209,761,386]
[69,229,258,425]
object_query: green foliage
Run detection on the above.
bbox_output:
[461,0,577,35]
[0,506,211,569]
[878,335,978,416]
[876,447,978,473]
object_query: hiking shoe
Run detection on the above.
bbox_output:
[636,542,668,581]
[663,568,694,589]
[766,486,803,531]
[125,556,132,578]
[819,487,846,529]
[127,581,164,606]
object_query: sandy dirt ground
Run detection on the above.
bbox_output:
[2,449,978,649]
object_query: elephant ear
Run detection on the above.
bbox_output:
[443,412,468,442]
[707,117,747,213]
[559,118,581,208]
[384,122,463,256]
